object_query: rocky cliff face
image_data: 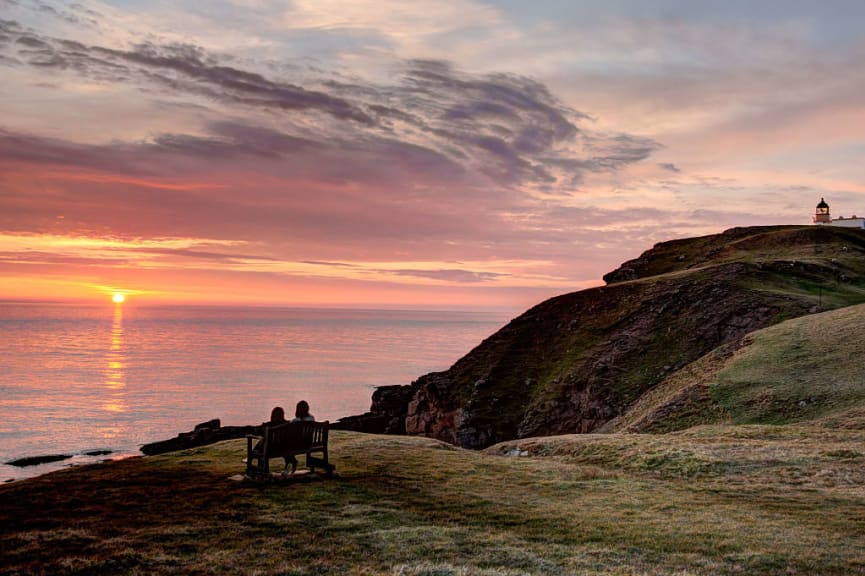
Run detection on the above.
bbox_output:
[342,225,865,448]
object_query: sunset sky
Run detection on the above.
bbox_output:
[2,1,864,309]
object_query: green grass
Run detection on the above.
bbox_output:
[3,429,865,575]
[744,268,865,310]
[606,303,865,434]
[711,303,865,426]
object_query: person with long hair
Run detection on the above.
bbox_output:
[291,400,314,422]
[284,400,315,475]
[252,406,288,472]
[269,406,286,424]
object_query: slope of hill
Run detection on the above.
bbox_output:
[605,302,865,433]
[345,225,865,449]
[4,429,865,575]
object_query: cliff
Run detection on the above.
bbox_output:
[342,225,865,448]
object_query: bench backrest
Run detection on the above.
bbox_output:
[263,421,329,455]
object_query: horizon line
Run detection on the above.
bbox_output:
[0,298,522,314]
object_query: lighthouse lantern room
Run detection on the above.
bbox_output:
[814,198,831,224]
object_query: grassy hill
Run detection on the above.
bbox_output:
[2,429,865,575]
[366,225,865,448]
[608,302,865,433]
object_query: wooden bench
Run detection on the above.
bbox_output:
[246,421,335,479]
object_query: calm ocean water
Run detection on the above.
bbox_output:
[0,302,510,481]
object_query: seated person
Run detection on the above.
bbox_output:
[287,400,315,474]
[254,406,290,472]
[291,400,315,423]
[267,406,286,425]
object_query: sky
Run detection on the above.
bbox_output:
[1,0,864,310]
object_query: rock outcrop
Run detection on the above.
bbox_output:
[333,385,417,434]
[6,454,74,467]
[346,225,865,449]
[140,419,260,455]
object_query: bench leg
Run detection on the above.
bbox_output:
[246,454,271,480]
[306,452,335,476]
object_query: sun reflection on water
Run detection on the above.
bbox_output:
[0,304,511,481]
[103,305,127,415]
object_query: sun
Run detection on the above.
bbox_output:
[112,293,126,304]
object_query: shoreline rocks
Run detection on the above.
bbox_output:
[332,384,416,434]
[6,454,74,467]
[142,390,417,457]
[6,450,116,468]
[140,419,261,456]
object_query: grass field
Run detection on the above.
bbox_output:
[3,428,865,575]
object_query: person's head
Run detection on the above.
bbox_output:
[295,400,310,419]
[270,406,285,423]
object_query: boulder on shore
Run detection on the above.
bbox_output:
[140,419,261,456]
[333,385,416,434]
[6,454,73,467]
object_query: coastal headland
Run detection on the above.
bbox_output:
[342,225,865,448]
[3,224,865,574]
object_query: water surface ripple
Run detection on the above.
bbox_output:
[0,303,508,481]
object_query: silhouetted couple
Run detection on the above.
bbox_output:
[267,400,315,426]
[266,400,315,475]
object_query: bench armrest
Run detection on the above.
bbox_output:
[245,434,262,440]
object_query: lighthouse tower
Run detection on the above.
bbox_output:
[814,198,831,224]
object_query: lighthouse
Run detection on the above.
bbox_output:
[813,198,831,224]
[812,198,865,228]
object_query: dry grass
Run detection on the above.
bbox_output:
[3,428,865,575]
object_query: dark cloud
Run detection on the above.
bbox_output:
[120,42,373,123]
[658,162,681,173]
[388,269,508,283]
[0,128,144,174]
[208,122,317,155]
[300,261,358,268]
[12,0,100,28]
[147,133,243,160]
[0,123,319,172]
[581,133,661,171]
[384,59,587,186]
[146,124,318,161]
[0,19,372,122]
[102,247,280,263]
[0,21,667,269]
[15,34,49,48]
[0,20,22,35]
[0,24,660,191]
[0,251,128,266]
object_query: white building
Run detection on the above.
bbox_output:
[813,198,865,229]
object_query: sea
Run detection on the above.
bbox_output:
[0,302,512,482]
